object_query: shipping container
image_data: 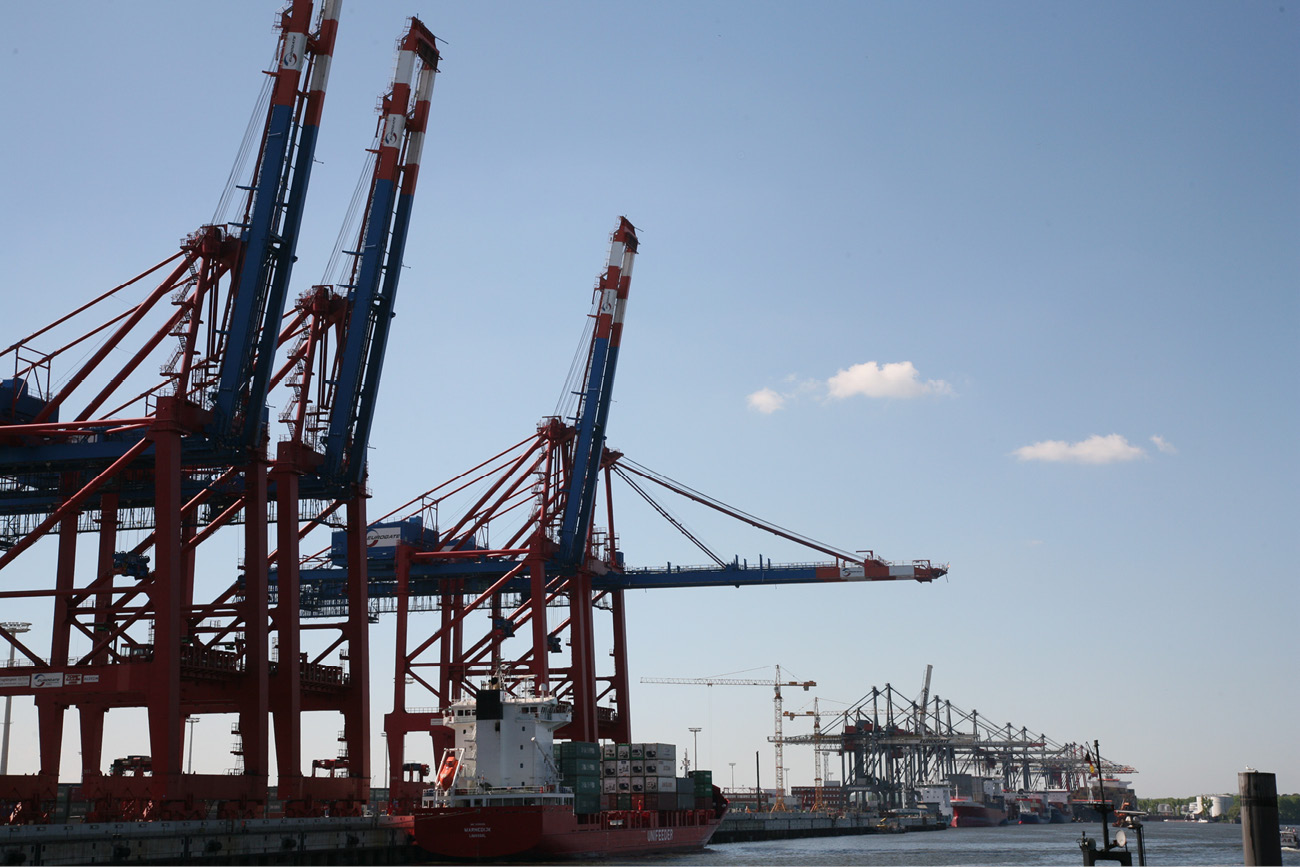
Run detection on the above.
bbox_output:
[689,770,713,796]
[630,761,644,775]
[601,743,617,760]
[616,744,630,760]
[554,741,601,761]
[676,777,693,794]
[629,743,645,759]
[602,777,618,794]
[574,792,602,815]
[643,760,664,776]
[677,792,695,810]
[563,777,601,795]
[559,758,600,777]
[616,760,630,776]
[644,743,676,763]
[617,794,632,810]
[630,776,645,793]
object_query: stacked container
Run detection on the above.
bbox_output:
[688,769,714,809]
[599,743,687,810]
[553,741,602,815]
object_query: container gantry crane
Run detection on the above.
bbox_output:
[0,0,339,824]
[641,666,814,812]
[0,2,440,824]
[274,216,945,812]
[258,14,441,818]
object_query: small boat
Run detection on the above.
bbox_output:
[1281,826,1298,851]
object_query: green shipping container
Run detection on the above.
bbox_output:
[689,769,713,795]
[563,777,601,796]
[617,794,632,810]
[554,741,600,761]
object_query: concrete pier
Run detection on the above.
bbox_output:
[711,810,945,844]
[0,815,417,865]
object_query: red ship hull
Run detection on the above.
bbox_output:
[413,804,724,860]
[951,801,1008,828]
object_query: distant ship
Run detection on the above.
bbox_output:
[411,677,727,860]
[950,796,1008,827]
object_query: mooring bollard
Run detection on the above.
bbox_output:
[1239,770,1281,866]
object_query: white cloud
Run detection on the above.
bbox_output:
[826,361,953,399]
[1150,435,1178,455]
[1013,434,1145,464]
[747,387,785,414]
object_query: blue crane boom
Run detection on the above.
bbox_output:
[320,20,441,492]
[210,0,333,449]
[556,218,638,568]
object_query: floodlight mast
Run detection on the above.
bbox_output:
[0,622,32,775]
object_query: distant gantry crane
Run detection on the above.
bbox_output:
[641,666,815,812]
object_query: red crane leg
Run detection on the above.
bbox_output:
[80,493,119,780]
[270,452,303,800]
[35,499,78,777]
[240,446,270,788]
[608,588,631,744]
[389,544,411,798]
[148,400,185,796]
[567,572,598,743]
[528,555,550,691]
[343,493,371,805]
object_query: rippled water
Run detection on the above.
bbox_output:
[592,821,1300,866]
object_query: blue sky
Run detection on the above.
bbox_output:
[1,2,1296,799]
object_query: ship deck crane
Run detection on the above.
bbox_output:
[641,666,814,812]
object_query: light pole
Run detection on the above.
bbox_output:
[729,762,736,791]
[1,622,32,776]
[185,716,198,774]
[688,727,702,774]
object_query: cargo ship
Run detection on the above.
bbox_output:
[950,796,1009,827]
[411,677,727,860]
[948,774,1008,827]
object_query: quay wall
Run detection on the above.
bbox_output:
[0,815,418,866]
[712,810,946,843]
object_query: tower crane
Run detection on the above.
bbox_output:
[783,697,828,811]
[641,665,814,812]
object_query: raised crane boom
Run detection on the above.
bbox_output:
[320,18,441,491]
[557,217,638,568]
[210,0,337,449]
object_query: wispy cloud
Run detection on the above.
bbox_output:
[746,387,785,414]
[748,361,950,413]
[827,361,953,399]
[1012,434,1145,464]
[1150,435,1178,455]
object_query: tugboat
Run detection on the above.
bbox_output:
[411,676,727,860]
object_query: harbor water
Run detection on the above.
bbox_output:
[583,822,1300,866]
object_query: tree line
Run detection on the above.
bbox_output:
[1136,794,1300,824]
